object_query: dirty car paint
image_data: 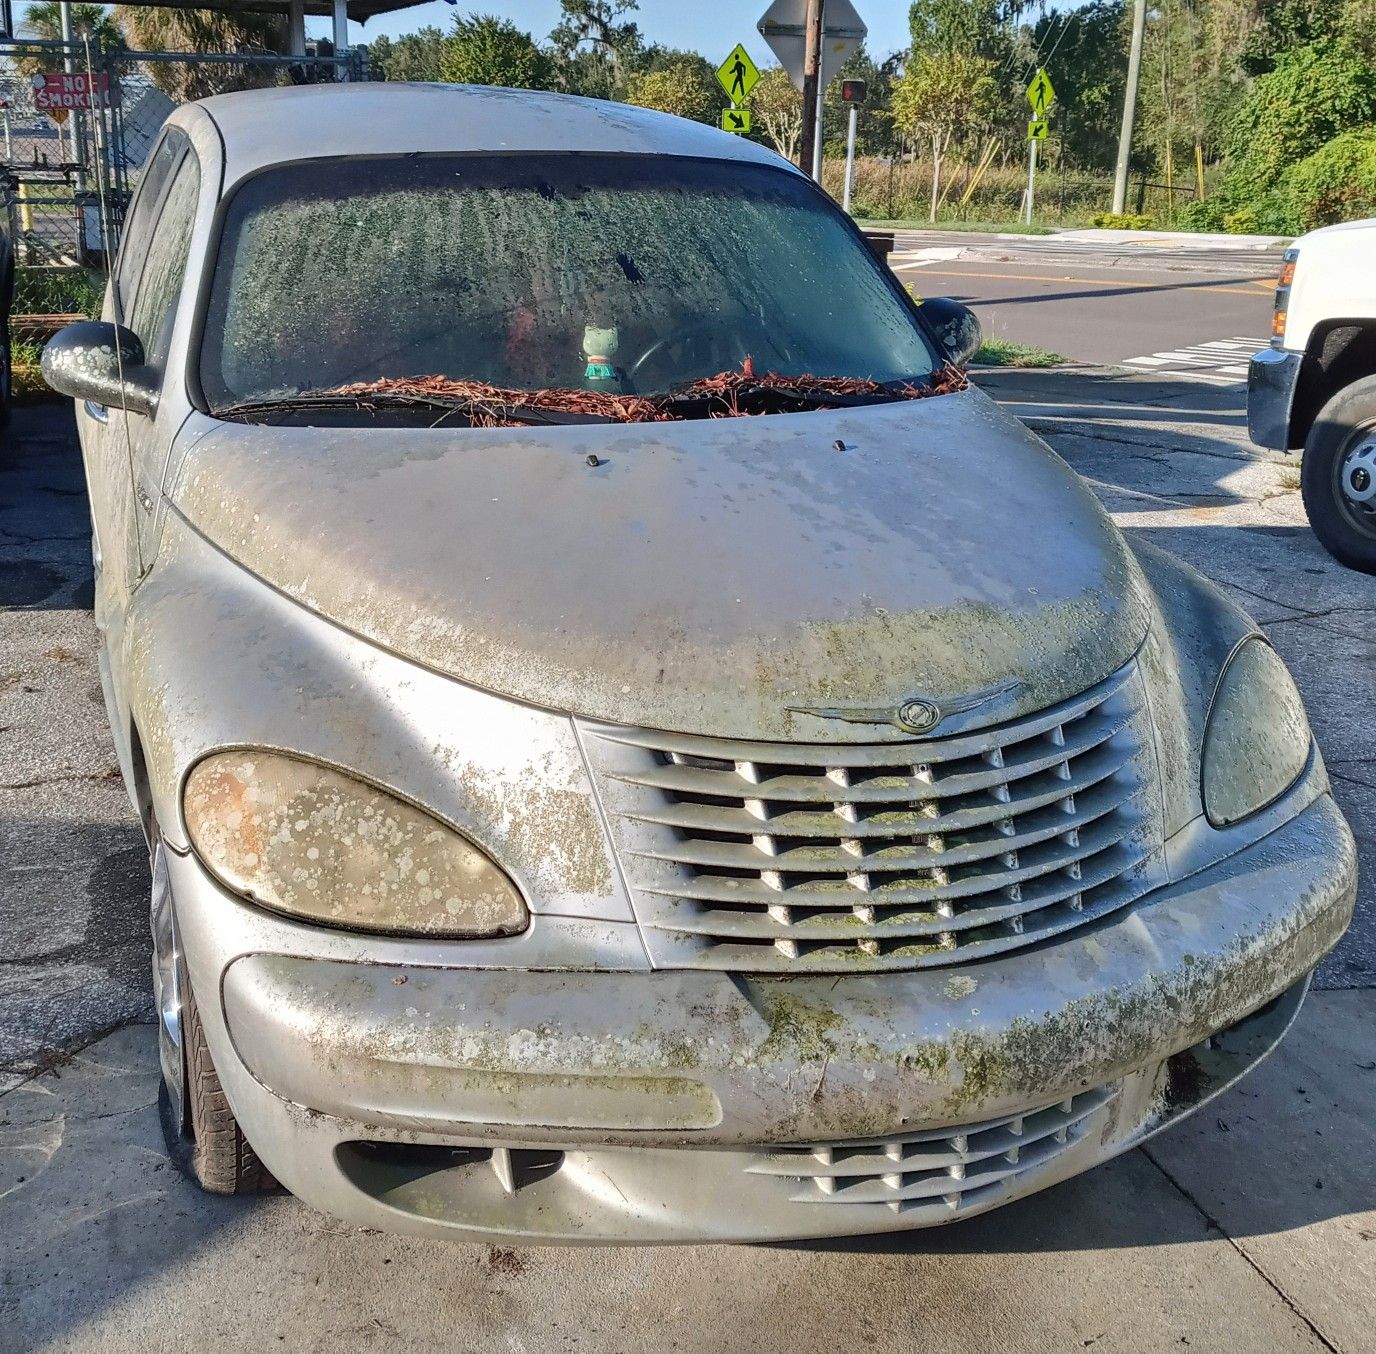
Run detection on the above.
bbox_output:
[168,387,1151,742]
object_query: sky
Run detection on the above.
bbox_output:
[313,1,917,65]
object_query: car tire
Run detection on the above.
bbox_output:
[159,978,277,1195]
[152,820,275,1196]
[1301,376,1376,575]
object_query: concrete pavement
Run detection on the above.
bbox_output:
[5,994,1375,1353]
[2,370,1374,1350]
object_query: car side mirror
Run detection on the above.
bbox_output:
[918,297,982,368]
[41,320,160,419]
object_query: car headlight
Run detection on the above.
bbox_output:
[1201,638,1311,827]
[183,751,529,937]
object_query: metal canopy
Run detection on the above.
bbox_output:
[107,0,425,23]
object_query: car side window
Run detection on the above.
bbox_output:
[127,150,200,377]
[115,131,186,320]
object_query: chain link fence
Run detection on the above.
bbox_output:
[1,38,350,266]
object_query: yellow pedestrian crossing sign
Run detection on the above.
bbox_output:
[717,43,760,104]
[1028,119,1049,141]
[722,106,753,134]
[1026,67,1056,117]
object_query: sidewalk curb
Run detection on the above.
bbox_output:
[1052,227,1291,251]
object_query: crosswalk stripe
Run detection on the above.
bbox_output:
[1119,336,1268,383]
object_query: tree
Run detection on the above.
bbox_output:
[752,66,803,162]
[1220,40,1376,207]
[439,13,554,88]
[20,3,122,74]
[892,49,1000,219]
[1281,127,1376,232]
[821,43,900,158]
[111,7,289,99]
[1028,2,1127,168]
[904,0,1032,173]
[549,0,642,99]
[909,0,1009,57]
[22,1,122,46]
[367,27,447,82]
[624,53,721,123]
[1238,0,1355,74]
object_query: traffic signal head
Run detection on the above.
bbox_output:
[840,79,868,105]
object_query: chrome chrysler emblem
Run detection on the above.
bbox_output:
[896,698,941,733]
[789,679,1024,735]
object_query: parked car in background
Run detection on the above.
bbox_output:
[1249,219,1376,573]
[43,84,1355,1244]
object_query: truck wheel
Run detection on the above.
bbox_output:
[152,829,275,1195]
[1301,377,1376,574]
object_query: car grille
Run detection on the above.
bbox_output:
[582,661,1164,973]
[745,1086,1117,1213]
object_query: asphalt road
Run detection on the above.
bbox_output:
[889,230,1283,368]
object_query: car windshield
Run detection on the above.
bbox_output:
[198,153,939,415]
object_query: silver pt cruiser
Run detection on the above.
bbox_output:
[44,84,1355,1243]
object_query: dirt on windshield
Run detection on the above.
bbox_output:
[324,361,969,427]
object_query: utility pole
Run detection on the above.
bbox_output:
[58,1,86,189]
[798,0,823,182]
[1112,0,1146,215]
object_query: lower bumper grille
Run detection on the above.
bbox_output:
[746,1086,1117,1214]
[583,662,1164,973]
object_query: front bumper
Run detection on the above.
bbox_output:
[1247,347,1303,450]
[173,791,1356,1243]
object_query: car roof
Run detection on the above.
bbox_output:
[176,83,798,188]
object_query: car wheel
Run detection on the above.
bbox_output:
[151,828,276,1195]
[1301,376,1376,575]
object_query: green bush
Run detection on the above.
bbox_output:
[1177,198,1227,231]
[1223,209,1262,234]
[1220,42,1376,208]
[1281,129,1376,233]
[1090,211,1153,229]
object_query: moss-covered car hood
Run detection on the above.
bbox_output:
[170,386,1151,741]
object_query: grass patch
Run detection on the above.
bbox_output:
[12,338,48,398]
[14,264,104,318]
[973,338,1066,368]
[9,265,105,401]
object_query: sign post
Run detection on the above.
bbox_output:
[839,78,866,214]
[758,0,867,182]
[1024,67,1055,225]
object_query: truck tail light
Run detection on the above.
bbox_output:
[1271,248,1299,348]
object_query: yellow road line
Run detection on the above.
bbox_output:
[894,265,1269,297]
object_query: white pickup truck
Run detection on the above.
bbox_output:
[1249,219,1376,574]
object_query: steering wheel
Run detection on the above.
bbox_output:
[627,319,740,381]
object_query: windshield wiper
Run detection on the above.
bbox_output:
[212,391,617,427]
